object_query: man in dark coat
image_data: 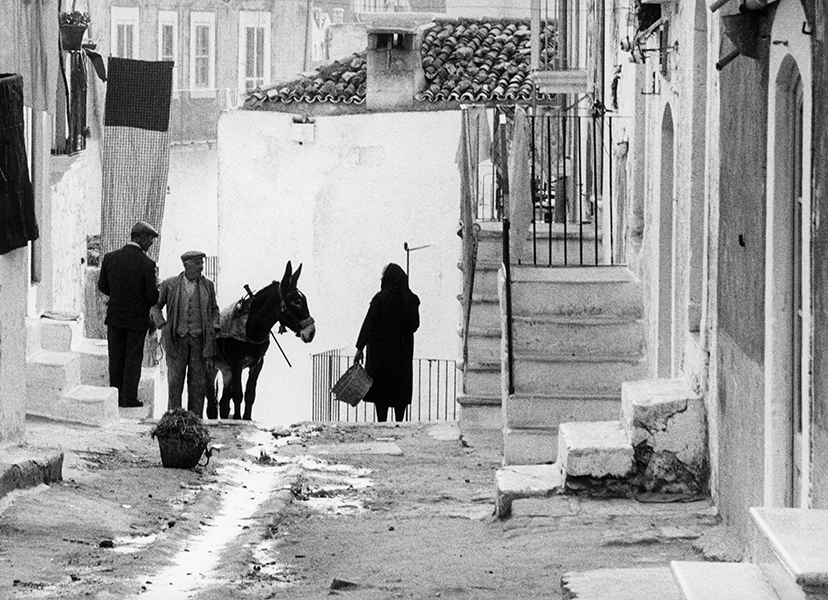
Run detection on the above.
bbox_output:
[98,221,160,407]
[354,263,420,422]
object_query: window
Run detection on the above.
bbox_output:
[111,6,139,58]
[238,11,271,92]
[354,0,411,13]
[158,11,178,92]
[190,11,215,97]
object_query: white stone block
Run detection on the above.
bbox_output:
[621,378,706,472]
[494,463,563,518]
[751,507,828,598]
[671,561,780,600]
[558,420,634,478]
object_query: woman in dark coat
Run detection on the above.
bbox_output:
[354,263,420,422]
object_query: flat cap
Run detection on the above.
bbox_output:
[131,221,159,237]
[181,250,206,263]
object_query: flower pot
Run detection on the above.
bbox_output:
[60,24,88,51]
[156,436,206,469]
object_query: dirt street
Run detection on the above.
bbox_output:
[0,418,723,599]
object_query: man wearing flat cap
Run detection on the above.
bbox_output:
[98,221,160,407]
[151,250,220,417]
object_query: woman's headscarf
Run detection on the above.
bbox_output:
[381,263,419,327]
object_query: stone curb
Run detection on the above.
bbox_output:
[0,451,64,500]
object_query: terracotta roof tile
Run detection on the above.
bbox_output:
[244,17,557,110]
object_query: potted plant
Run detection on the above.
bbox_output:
[150,408,212,469]
[59,1,91,51]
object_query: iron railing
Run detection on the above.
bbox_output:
[312,349,459,423]
[478,106,619,267]
[468,104,620,396]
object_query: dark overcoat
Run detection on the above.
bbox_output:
[98,244,159,331]
[357,264,420,409]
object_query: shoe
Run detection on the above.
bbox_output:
[119,400,143,408]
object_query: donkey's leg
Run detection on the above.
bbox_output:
[205,366,219,420]
[231,364,245,420]
[219,368,233,419]
[242,359,265,421]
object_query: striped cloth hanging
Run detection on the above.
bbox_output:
[100,57,173,262]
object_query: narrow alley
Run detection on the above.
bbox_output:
[1,418,723,599]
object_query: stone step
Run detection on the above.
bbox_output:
[504,392,621,430]
[561,567,681,600]
[512,354,648,396]
[27,384,119,427]
[512,314,645,357]
[38,315,83,352]
[503,426,557,465]
[468,260,501,295]
[465,329,501,362]
[522,227,604,267]
[494,463,562,518]
[457,394,501,431]
[509,265,643,319]
[670,561,780,600]
[76,338,161,408]
[622,379,707,488]
[465,297,500,331]
[750,507,828,600]
[558,420,634,479]
[26,350,82,400]
[475,228,504,262]
[463,361,501,396]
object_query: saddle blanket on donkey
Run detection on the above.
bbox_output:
[216,295,265,344]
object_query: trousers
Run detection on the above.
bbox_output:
[107,325,146,405]
[166,334,207,417]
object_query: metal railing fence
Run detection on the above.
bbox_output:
[312,349,459,423]
[474,106,621,267]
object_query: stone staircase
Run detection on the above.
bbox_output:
[556,508,828,599]
[26,315,160,425]
[457,224,505,431]
[457,221,612,435]
[501,265,648,465]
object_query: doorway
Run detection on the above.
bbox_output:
[767,57,807,508]
[657,105,675,377]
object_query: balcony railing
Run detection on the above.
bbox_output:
[312,349,459,423]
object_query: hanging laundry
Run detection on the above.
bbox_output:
[100,58,173,262]
[0,74,39,255]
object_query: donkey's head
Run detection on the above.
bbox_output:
[245,261,315,343]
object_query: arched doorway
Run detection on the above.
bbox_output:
[766,53,808,508]
[658,105,675,377]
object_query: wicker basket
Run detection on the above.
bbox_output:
[157,436,206,469]
[331,363,373,407]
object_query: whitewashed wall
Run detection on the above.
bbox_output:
[217,109,462,424]
[156,144,219,279]
[0,249,29,443]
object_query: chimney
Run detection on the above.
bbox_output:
[366,27,424,111]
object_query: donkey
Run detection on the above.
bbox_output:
[206,261,315,420]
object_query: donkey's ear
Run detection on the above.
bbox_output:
[290,263,303,288]
[280,261,293,293]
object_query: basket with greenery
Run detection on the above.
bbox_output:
[150,408,212,469]
[59,10,91,26]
